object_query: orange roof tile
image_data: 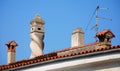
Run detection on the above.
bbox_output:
[96,30,115,37]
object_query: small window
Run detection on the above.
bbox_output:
[32,28,34,30]
[38,28,41,30]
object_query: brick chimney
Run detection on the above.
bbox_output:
[96,30,115,47]
[71,28,84,47]
[6,40,18,64]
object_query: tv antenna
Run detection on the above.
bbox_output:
[91,6,112,41]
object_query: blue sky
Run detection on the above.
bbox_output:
[0,0,120,65]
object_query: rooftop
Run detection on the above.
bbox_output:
[0,41,120,71]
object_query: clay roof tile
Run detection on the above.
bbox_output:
[96,30,115,37]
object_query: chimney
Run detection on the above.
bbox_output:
[96,30,115,47]
[6,40,18,64]
[30,14,45,58]
[71,28,84,47]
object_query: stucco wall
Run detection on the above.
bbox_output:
[20,52,120,71]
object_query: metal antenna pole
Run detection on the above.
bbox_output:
[96,6,99,34]
[95,6,99,41]
[94,6,111,41]
[87,4,111,42]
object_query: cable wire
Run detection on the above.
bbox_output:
[85,8,96,31]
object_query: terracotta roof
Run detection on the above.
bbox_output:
[96,30,115,37]
[0,42,120,71]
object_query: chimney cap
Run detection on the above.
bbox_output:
[6,40,18,47]
[72,28,84,34]
[30,14,45,25]
[96,29,115,37]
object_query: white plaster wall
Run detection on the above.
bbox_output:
[72,33,80,47]
[63,61,120,71]
[71,32,84,47]
[8,52,15,64]
[21,53,120,71]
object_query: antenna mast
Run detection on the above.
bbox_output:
[94,6,99,41]
[94,6,111,41]
[96,6,99,35]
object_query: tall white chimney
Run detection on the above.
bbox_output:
[30,14,45,58]
[71,28,84,47]
[6,40,18,64]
